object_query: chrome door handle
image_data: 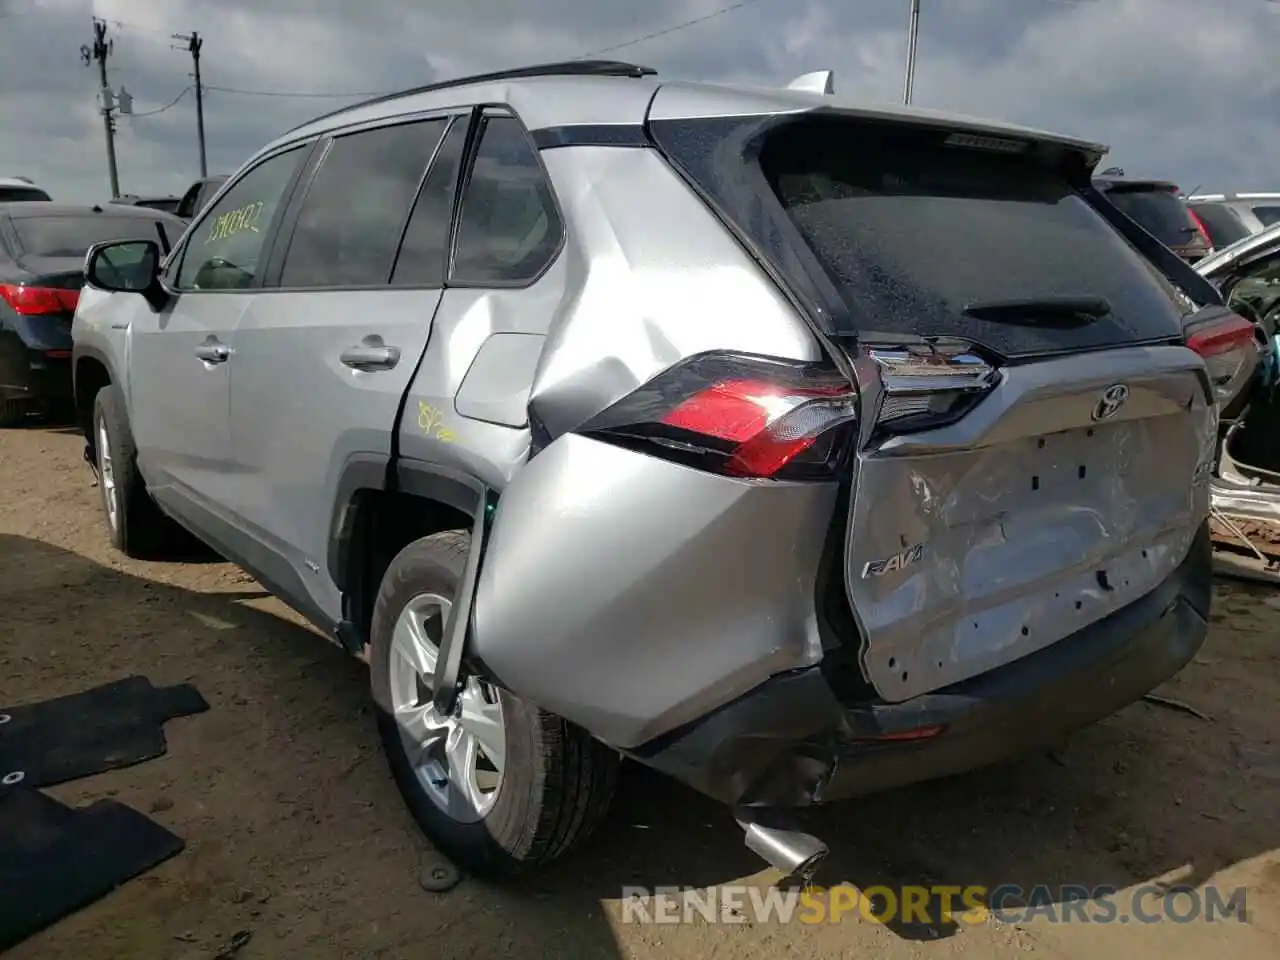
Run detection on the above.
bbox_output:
[194,342,230,363]
[340,339,400,371]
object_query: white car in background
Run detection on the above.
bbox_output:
[0,177,52,202]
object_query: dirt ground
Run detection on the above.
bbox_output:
[1,419,1278,960]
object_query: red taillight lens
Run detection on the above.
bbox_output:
[1186,208,1212,248]
[580,353,859,480]
[1186,311,1258,406]
[0,283,80,316]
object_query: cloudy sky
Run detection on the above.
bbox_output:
[1,0,1276,203]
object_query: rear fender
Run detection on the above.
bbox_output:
[470,431,837,749]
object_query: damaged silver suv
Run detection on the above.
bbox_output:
[73,60,1227,880]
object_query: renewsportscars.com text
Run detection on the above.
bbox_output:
[620,883,1249,926]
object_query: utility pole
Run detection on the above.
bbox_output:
[173,30,207,177]
[903,0,921,105]
[81,18,120,198]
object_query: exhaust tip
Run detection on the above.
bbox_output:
[741,821,829,880]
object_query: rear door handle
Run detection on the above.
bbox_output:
[340,338,400,372]
[194,341,230,364]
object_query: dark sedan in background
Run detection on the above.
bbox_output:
[0,202,185,426]
[1093,173,1212,263]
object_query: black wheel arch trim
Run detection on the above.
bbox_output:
[327,452,393,592]
[71,343,119,406]
[326,455,488,594]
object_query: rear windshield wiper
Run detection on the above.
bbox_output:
[961,295,1113,327]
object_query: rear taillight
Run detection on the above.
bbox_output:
[1186,312,1257,405]
[1186,208,1213,249]
[579,352,859,480]
[864,342,999,435]
[0,283,80,316]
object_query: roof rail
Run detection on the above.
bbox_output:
[286,59,658,135]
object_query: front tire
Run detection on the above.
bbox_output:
[92,384,179,559]
[369,531,619,878]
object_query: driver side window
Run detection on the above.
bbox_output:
[173,146,306,291]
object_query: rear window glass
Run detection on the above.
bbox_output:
[134,198,180,214]
[0,187,51,202]
[757,120,1186,356]
[12,216,162,257]
[1189,202,1250,247]
[1103,187,1196,246]
[1253,205,1280,228]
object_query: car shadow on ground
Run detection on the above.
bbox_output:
[2,532,1275,955]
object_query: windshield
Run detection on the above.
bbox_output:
[755,119,1187,356]
[12,215,162,258]
[1104,187,1197,246]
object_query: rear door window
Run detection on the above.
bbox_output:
[278,118,449,288]
[755,119,1187,356]
[390,116,468,287]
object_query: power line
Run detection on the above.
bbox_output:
[580,0,764,58]
[203,83,393,99]
[98,17,174,43]
[127,85,192,117]
[193,3,766,100]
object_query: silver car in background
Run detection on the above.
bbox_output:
[1194,223,1280,581]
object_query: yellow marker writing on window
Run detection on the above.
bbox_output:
[205,201,265,244]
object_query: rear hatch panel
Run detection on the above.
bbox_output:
[647,92,1217,701]
[844,345,1213,700]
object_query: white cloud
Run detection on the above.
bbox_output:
[0,0,1274,202]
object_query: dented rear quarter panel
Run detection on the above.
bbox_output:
[402,141,832,747]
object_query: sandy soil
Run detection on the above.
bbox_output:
[1,418,1277,960]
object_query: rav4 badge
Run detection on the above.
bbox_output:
[862,543,925,579]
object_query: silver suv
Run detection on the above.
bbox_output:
[72,60,1222,880]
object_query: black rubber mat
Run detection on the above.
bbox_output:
[0,787,184,951]
[0,676,209,792]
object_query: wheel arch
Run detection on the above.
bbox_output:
[329,456,483,654]
[72,346,117,451]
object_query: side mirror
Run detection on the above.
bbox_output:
[84,239,169,310]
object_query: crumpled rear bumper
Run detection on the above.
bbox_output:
[629,523,1213,807]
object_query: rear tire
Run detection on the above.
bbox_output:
[0,398,27,427]
[369,531,619,878]
[92,384,185,560]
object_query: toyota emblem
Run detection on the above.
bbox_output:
[1092,383,1129,422]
